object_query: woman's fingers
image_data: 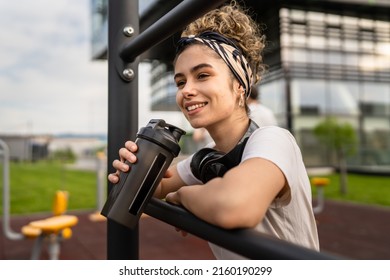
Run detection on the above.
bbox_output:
[113,158,129,172]
[175,227,188,237]
[107,172,119,184]
[119,147,137,164]
[107,141,138,184]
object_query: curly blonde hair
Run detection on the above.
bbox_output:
[181,1,267,84]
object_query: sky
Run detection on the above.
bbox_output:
[0,0,108,135]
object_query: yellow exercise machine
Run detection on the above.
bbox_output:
[311,177,330,214]
[1,139,78,260]
[21,190,78,259]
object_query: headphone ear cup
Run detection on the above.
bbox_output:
[199,151,227,183]
[190,148,217,181]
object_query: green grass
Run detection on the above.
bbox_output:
[0,161,99,215]
[310,173,390,207]
[1,161,389,215]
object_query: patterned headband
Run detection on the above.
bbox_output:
[176,31,253,98]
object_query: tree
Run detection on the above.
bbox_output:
[313,117,357,195]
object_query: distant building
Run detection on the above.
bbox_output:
[48,135,106,158]
[0,134,106,162]
[0,135,51,162]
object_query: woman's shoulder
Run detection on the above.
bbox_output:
[252,125,292,136]
[248,126,298,148]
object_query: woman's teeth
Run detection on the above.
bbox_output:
[187,103,206,111]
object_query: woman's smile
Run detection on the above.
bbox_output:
[185,101,208,114]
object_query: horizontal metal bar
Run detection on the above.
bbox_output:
[120,0,227,62]
[144,198,338,260]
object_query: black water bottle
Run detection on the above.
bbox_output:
[101,119,186,229]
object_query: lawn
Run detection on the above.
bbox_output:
[1,161,389,215]
[0,161,99,215]
[310,173,390,207]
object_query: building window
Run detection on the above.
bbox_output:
[150,61,179,111]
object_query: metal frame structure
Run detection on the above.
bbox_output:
[144,198,334,259]
[1,140,75,260]
[107,0,336,260]
[0,139,24,241]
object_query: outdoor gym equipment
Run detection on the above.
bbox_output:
[89,150,107,222]
[311,177,330,214]
[1,139,78,259]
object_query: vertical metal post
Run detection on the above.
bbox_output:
[0,139,23,240]
[96,152,106,211]
[107,0,139,259]
[284,67,293,133]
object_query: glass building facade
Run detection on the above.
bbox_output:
[149,61,178,111]
[259,7,390,167]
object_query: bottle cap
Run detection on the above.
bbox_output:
[136,119,186,157]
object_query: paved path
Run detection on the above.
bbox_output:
[1,200,389,260]
[315,200,390,259]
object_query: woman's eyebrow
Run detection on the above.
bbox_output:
[174,63,213,80]
[191,63,213,73]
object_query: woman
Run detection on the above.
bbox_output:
[108,1,319,259]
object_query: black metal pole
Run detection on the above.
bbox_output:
[120,0,227,63]
[284,66,293,133]
[145,198,338,260]
[107,0,139,260]
[106,0,228,260]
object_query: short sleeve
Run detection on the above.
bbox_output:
[242,127,306,206]
[176,154,203,185]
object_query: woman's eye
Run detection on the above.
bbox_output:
[198,73,209,79]
[175,80,185,88]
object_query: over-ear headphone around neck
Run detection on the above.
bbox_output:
[190,120,259,183]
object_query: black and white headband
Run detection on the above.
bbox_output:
[176,31,254,98]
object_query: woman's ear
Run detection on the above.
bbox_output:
[234,81,245,97]
[234,82,246,108]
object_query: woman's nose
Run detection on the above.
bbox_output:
[181,81,196,98]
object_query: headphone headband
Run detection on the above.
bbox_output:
[190,120,259,183]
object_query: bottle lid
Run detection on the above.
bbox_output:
[136,119,186,157]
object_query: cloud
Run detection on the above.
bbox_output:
[0,0,108,135]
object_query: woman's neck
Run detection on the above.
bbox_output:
[208,117,250,153]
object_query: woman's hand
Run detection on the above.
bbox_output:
[166,190,189,237]
[175,227,188,237]
[165,190,180,205]
[107,141,138,184]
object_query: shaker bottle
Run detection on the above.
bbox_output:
[101,119,186,229]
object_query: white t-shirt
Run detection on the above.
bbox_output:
[177,126,319,259]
